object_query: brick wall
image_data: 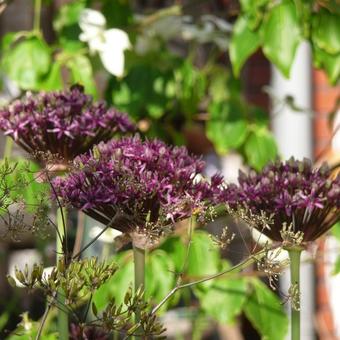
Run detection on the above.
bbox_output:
[243,51,271,111]
[314,70,340,159]
[314,69,340,340]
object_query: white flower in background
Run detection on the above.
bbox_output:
[8,249,42,288]
[79,9,131,77]
[134,13,232,54]
[90,225,122,244]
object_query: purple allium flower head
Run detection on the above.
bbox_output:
[0,85,135,162]
[53,136,223,242]
[222,158,340,243]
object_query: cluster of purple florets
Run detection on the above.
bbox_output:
[222,158,340,242]
[0,85,135,161]
[1,85,339,244]
[53,136,223,232]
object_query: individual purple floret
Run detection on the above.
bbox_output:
[53,136,223,243]
[222,158,340,243]
[0,85,135,162]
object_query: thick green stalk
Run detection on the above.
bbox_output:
[33,0,42,33]
[288,249,302,340]
[57,207,69,340]
[133,244,145,338]
[3,137,13,159]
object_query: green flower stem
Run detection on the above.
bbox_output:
[57,207,69,340]
[34,0,42,33]
[3,137,13,159]
[133,244,145,338]
[288,248,302,340]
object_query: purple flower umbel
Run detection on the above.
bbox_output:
[222,158,340,243]
[53,136,222,243]
[0,85,135,162]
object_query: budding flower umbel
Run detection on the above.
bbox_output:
[0,85,135,163]
[53,136,223,248]
[221,158,340,244]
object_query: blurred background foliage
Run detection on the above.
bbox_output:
[0,0,339,169]
[0,0,339,339]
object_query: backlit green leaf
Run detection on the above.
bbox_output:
[3,36,51,90]
[206,101,248,154]
[66,54,97,98]
[312,9,340,55]
[230,16,261,77]
[186,231,219,281]
[244,279,288,340]
[313,45,340,84]
[146,250,175,310]
[261,1,301,77]
[196,276,248,324]
[244,127,277,170]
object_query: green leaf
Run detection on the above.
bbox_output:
[208,67,239,102]
[54,0,85,49]
[244,279,288,340]
[102,0,133,28]
[54,0,85,32]
[244,127,277,170]
[195,276,248,324]
[333,256,340,275]
[313,45,340,84]
[159,235,186,272]
[240,0,268,13]
[7,312,58,339]
[186,231,219,280]
[206,101,248,154]
[331,223,340,275]
[66,54,97,98]
[312,9,340,55]
[93,253,134,310]
[1,32,22,51]
[239,0,269,29]
[37,62,63,91]
[261,0,301,78]
[93,249,176,312]
[111,64,174,120]
[0,311,9,331]
[146,250,176,310]
[3,36,51,90]
[0,159,47,211]
[230,16,261,76]
[175,61,206,116]
[331,222,340,240]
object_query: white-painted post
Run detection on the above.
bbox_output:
[271,41,315,340]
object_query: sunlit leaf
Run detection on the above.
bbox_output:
[239,0,269,29]
[159,235,186,272]
[261,0,301,77]
[230,16,260,76]
[206,101,248,154]
[195,275,248,324]
[244,278,288,340]
[146,250,176,311]
[313,45,340,84]
[186,231,219,283]
[312,9,340,55]
[333,256,340,275]
[244,127,277,170]
[3,36,51,90]
[37,62,63,91]
[66,54,97,98]
[93,253,133,310]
